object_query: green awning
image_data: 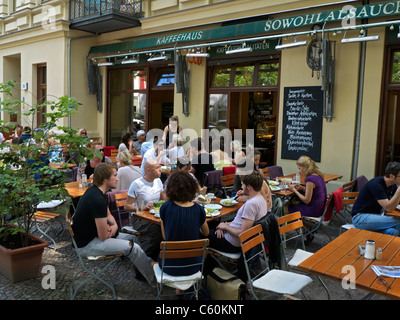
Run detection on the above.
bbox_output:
[89,0,400,55]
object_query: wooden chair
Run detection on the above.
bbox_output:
[239,224,312,300]
[340,192,359,234]
[33,199,67,250]
[277,211,330,299]
[342,179,356,192]
[222,173,235,197]
[66,211,122,300]
[261,167,269,180]
[110,149,119,164]
[152,239,209,300]
[114,192,140,236]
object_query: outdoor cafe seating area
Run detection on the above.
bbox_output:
[3,130,400,301]
[19,140,400,302]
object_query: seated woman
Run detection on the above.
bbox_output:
[114,151,142,191]
[288,156,327,242]
[159,171,209,281]
[119,132,138,156]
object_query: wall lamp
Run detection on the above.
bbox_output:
[186,52,210,57]
[147,53,168,61]
[275,37,307,50]
[225,43,252,54]
[97,59,113,66]
[121,55,139,64]
[341,31,380,43]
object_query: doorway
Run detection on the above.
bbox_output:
[207,58,279,165]
[377,47,400,175]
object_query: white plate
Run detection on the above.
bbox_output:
[270,186,281,191]
[205,204,222,210]
[220,199,237,207]
[269,181,279,186]
[206,211,221,218]
[397,204,400,210]
[154,213,160,218]
[150,209,159,214]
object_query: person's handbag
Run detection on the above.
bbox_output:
[206,268,246,300]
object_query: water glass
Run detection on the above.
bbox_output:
[137,199,144,215]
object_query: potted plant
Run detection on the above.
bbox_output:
[0,80,94,282]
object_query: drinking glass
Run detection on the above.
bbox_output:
[153,201,162,213]
[137,199,144,215]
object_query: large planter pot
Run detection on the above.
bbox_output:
[0,233,48,283]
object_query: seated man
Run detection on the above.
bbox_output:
[352,161,400,236]
[125,158,166,260]
[140,137,169,176]
[71,162,155,285]
[207,171,267,280]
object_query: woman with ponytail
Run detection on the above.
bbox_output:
[288,155,327,218]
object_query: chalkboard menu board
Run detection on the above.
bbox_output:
[281,86,323,162]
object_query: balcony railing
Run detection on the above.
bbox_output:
[69,0,142,33]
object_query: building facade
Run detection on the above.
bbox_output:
[1,0,400,191]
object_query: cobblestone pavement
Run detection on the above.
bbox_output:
[0,213,390,301]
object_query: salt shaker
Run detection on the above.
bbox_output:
[375,247,382,261]
[364,240,375,259]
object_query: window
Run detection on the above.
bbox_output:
[210,61,279,88]
[257,63,279,86]
[153,69,174,87]
[209,94,228,130]
[392,51,400,83]
[108,68,147,147]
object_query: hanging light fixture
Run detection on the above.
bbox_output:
[186,49,210,57]
[147,52,168,61]
[121,55,139,64]
[341,30,380,43]
[275,36,307,50]
[97,59,113,66]
[225,42,252,55]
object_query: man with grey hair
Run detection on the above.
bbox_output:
[125,158,166,260]
[352,161,400,236]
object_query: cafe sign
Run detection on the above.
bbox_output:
[264,1,400,32]
[90,1,400,54]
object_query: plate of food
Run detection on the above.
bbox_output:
[397,204,400,210]
[269,180,279,186]
[220,199,237,207]
[197,194,211,205]
[205,208,221,217]
[269,185,281,191]
[205,204,222,210]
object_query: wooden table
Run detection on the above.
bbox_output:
[298,228,400,299]
[50,162,77,170]
[131,198,243,226]
[271,173,343,197]
[65,180,92,198]
[385,210,400,218]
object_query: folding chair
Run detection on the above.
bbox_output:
[339,192,359,234]
[33,199,66,250]
[222,173,235,197]
[261,167,269,180]
[277,211,330,299]
[302,194,334,241]
[152,239,209,300]
[66,211,122,300]
[114,192,140,236]
[239,224,312,299]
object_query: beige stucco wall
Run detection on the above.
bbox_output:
[278,27,385,192]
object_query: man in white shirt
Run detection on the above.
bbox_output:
[125,158,166,259]
[140,137,170,175]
